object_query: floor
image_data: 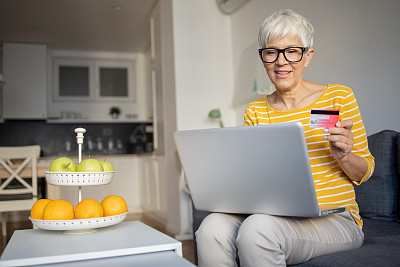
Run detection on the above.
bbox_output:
[0,212,196,265]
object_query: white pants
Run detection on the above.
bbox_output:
[196,211,364,267]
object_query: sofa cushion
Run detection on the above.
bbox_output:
[192,206,211,265]
[293,218,400,267]
[397,133,400,221]
[354,130,399,221]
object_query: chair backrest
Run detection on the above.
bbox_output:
[0,146,41,198]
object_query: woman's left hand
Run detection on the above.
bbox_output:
[323,120,354,160]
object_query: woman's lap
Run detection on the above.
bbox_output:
[196,211,364,267]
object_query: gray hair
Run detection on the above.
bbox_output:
[258,9,314,48]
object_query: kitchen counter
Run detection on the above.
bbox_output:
[0,153,153,200]
[0,120,154,162]
[39,152,153,161]
[0,161,49,180]
[46,118,152,124]
[0,153,152,177]
[0,158,54,200]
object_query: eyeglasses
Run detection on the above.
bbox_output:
[258,47,309,63]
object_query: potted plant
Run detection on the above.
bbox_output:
[208,108,224,128]
[109,106,121,119]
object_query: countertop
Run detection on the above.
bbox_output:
[0,152,154,179]
[0,152,155,200]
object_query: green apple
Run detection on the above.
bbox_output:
[76,159,104,172]
[99,160,114,171]
[49,157,77,172]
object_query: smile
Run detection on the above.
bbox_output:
[275,70,292,78]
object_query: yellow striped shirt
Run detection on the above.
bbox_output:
[244,84,375,228]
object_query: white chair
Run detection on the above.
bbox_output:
[0,145,41,236]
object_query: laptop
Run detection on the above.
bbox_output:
[173,122,345,217]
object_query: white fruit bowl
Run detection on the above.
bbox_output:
[45,171,115,186]
[30,212,127,231]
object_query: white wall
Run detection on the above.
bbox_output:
[230,0,400,134]
[166,0,400,235]
[167,0,236,237]
[173,0,236,131]
[157,0,181,236]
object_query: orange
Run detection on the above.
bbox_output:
[42,199,74,220]
[101,195,128,216]
[31,199,52,219]
[75,199,104,219]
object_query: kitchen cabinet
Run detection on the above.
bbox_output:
[60,156,142,213]
[3,43,47,119]
[140,154,167,221]
[51,56,136,102]
[47,50,147,122]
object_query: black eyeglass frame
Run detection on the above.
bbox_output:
[258,47,309,63]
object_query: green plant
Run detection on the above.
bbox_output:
[208,108,224,128]
[109,106,121,115]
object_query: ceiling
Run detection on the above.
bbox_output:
[0,0,158,53]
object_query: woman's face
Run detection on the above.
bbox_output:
[263,35,314,92]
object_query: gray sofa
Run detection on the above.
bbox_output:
[192,130,400,266]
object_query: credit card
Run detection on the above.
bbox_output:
[309,109,339,128]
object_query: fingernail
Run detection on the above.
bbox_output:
[323,135,328,140]
[336,122,341,127]
[323,128,329,133]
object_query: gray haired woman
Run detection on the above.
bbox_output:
[196,9,374,267]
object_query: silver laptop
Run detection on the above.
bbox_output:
[173,122,344,217]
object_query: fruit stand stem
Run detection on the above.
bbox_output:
[78,143,82,163]
[78,143,82,202]
[74,128,86,203]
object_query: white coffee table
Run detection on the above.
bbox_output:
[0,221,195,266]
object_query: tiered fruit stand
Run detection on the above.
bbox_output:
[29,128,127,232]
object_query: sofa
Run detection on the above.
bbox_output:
[192,130,400,266]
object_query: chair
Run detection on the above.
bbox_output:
[0,145,41,236]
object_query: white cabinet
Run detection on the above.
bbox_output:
[47,50,147,122]
[140,154,160,212]
[3,43,47,119]
[52,154,168,220]
[51,55,136,102]
[140,154,166,221]
[60,156,142,213]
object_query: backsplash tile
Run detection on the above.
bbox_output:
[0,120,153,157]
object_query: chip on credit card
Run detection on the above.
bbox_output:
[309,109,339,128]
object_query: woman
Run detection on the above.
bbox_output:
[196,9,375,266]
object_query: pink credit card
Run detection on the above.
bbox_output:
[309,109,339,128]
